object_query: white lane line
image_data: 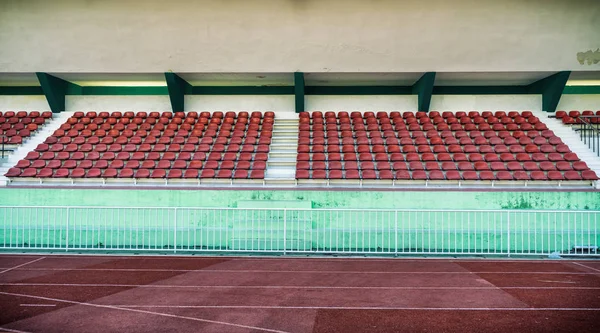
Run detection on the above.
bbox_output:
[1,283,598,290]
[0,327,32,333]
[0,257,46,275]
[0,255,584,263]
[0,268,594,275]
[19,304,56,307]
[103,305,600,311]
[572,262,600,273]
[0,291,290,333]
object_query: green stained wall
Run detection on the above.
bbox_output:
[0,188,599,210]
[1,188,599,254]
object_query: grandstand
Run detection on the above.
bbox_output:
[0,0,599,257]
[1,1,599,331]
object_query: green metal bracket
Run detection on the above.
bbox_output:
[165,73,192,112]
[294,72,305,113]
[36,72,80,113]
[412,72,436,112]
[527,71,571,113]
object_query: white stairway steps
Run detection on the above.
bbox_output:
[264,118,298,180]
[0,111,72,186]
[534,110,600,188]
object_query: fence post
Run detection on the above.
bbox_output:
[173,207,178,254]
[507,211,511,257]
[65,207,70,252]
[394,210,398,255]
[283,209,287,256]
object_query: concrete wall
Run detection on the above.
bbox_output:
[1,94,559,113]
[430,95,542,112]
[306,96,417,112]
[185,95,295,113]
[557,95,600,111]
[1,0,598,73]
[65,96,172,111]
[0,96,49,111]
[1,188,599,210]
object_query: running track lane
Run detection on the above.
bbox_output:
[0,255,598,333]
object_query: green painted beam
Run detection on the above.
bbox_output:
[190,86,293,95]
[78,86,168,95]
[305,86,412,95]
[412,72,436,112]
[165,73,192,112]
[0,86,44,95]
[563,85,600,94]
[527,71,571,113]
[432,86,530,95]
[36,73,80,113]
[294,72,305,113]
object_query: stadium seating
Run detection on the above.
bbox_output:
[555,110,600,125]
[4,111,274,180]
[295,111,598,182]
[0,111,52,146]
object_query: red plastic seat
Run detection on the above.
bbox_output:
[479,171,495,180]
[181,169,198,178]
[148,169,165,178]
[511,171,529,181]
[295,170,309,179]
[582,170,599,180]
[462,171,478,180]
[547,171,564,181]
[445,170,461,180]
[530,171,546,180]
[5,168,22,177]
[70,168,86,178]
[250,170,264,179]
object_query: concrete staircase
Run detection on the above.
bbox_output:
[264,116,298,184]
[534,111,600,188]
[0,112,72,186]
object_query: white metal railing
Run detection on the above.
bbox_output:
[0,206,598,256]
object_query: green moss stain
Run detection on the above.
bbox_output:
[0,188,599,210]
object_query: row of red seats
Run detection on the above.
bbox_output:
[297,151,579,162]
[6,167,264,179]
[45,134,270,146]
[301,122,545,133]
[301,116,545,131]
[303,111,534,119]
[57,119,272,138]
[297,160,589,172]
[298,145,570,155]
[299,137,561,148]
[72,111,273,119]
[295,169,595,181]
[23,151,269,162]
[35,142,271,153]
[13,159,266,171]
[0,111,52,144]
[555,110,600,125]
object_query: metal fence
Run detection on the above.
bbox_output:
[577,116,600,156]
[0,206,598,256]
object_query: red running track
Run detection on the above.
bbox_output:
[0,255,599,333]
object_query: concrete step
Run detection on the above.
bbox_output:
[1,112,72,186]
[264,117,298,182]
[272,138,298,145]
[534,110,600,189]
[269,152,296,159]
[271,130,299,136]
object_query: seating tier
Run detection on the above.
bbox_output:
[295,111,598,181]
[5,111,274,179]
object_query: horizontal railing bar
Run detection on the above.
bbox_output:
[1,206,599,214]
